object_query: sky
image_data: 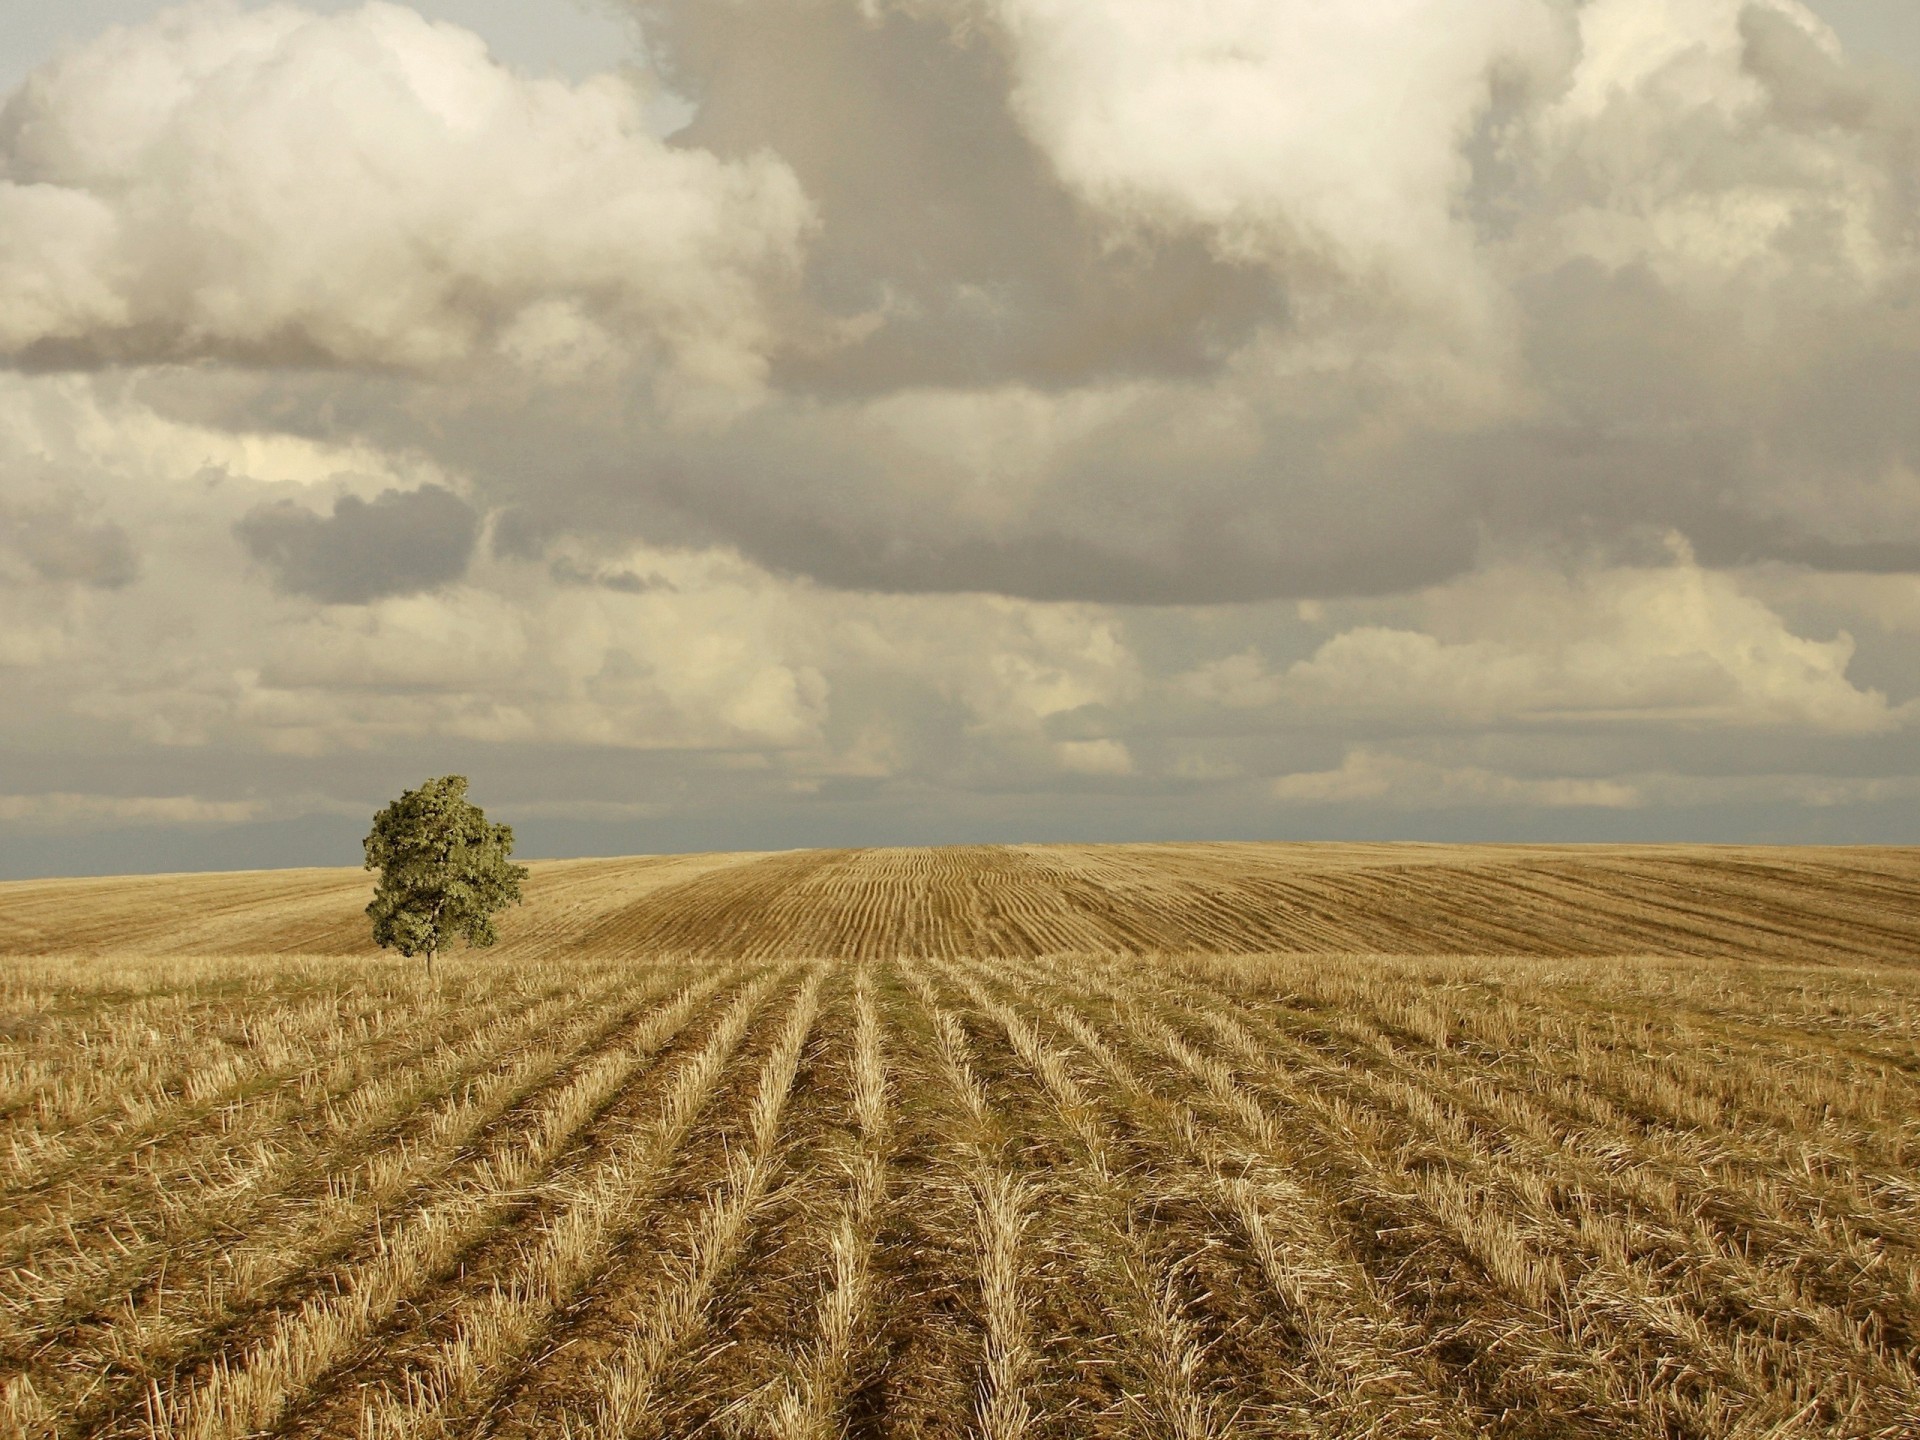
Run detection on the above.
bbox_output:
[3,0,1920,878]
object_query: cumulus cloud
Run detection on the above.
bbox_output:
[235,484,480,604]
[0,792,269,827]
[87,536,1149,778]
[1187,551,1899,734]
[1270,749,1643,808]
[0,598,80,668]
[988,0,1566,304]
[2,0,1920,862]
[511,0,1919,606]
[0,1,810,384]
[1527,0,1909,306]
[11,0,1917,606]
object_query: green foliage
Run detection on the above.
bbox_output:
[364,775,527,970]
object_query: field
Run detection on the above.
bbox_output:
[2,842,1918,1440]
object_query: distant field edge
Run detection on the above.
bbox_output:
[0,841,1915,966]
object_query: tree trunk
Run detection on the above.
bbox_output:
[427,900,444,984]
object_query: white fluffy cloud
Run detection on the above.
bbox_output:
[989,0,1564,304]
[0,369,1148,771]
[83,544,1148,766]
[1532,0,1905,296]
[1189,549,1898,734]
[0,1,810,384]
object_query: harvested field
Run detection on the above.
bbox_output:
[2,842,1917,1439]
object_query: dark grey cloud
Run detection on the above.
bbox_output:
[656,0,1287,394]
[632,401,1478,603]
[235,485,480,604]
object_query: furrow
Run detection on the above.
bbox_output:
[1,975,441,1200]
[15,964,692,1436]
[921,957,1234,1440]
[954,954,1474,1440]
[742,963,892,1439]
[555,966,830,1440]
[0,969,614,1350]
[136,968,750,1440]
[1045,951,1915,1438]
[892,961,1036,1440]
[348,966,797,1440]
[1171,953,1920,1349]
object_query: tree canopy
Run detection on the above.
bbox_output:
[363,775,527,976]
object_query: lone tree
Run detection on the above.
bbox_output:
[364,775,527,978]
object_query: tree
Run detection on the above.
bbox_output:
[364,775,527,978]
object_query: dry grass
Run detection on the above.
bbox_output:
[2,842,1917,1439]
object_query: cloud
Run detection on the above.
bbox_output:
[1531,0,1904,300]
[988,0,1566,303]
[1267,748,1920,813]
[0,792,269,827]
[203,543,842,754]
[0,601,79,668]
[514,0,1917,606]
[0,1,810,385]
[2,2,1920,863]
[257,584,530,691]
[1054,738,1134,775]
[1191,550,1899,734]
[545,551,673,594]
[1270,749,1643,809]
[654,0,1287,396]
[44,513,1155,765]
[0,497,136,587]
[235,484,480,603]
[10,0,1919,609]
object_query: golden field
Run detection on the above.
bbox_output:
[1,843,1917,1439]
